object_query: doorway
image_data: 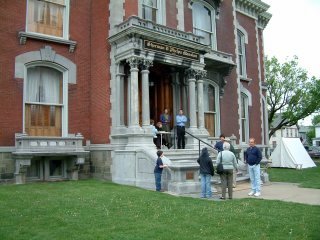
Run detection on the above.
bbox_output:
[148,64,173,127]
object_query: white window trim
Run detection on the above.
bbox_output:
[240,85,252,143]
[191,0,217,50]
[25,0,70,40]
[241,93,250,144]
[23,62,68,137]
[196,80,220,136]
[138,0,166,25]
[236,23,248,78]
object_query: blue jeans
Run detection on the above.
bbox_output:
[200,173,212,198]
[155,172,162,191]
[248,164,261,193]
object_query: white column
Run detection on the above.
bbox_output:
[197,70,207,129]
[197,79,205,129]
[115,63,125,127]
[186,69,197,129]
[127,57,140,127]
[141,59,153,127]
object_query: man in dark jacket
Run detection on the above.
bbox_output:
[197,147,214,198]
[245,138,262,197]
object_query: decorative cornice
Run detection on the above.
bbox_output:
[258,11,272,29]
[109,16,209,52]
[18,31,77,53]
[235,0,271,24]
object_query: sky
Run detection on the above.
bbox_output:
[263,0,320,125]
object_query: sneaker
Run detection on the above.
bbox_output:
[254,192,261,197]
[248,191,255,196]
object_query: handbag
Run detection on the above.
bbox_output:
[216,152,224,174]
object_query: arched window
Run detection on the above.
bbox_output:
[191,1,216,49]
[237,29,247,77]
[203,82,219,136]
[25,66,64,136]
[241,93,249,143]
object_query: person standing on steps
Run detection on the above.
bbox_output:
[176,109,188,149]
[160,108,172,149]
[245,138,262,197]
[214,134,226,153]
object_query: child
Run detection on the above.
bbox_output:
[154,150,168,191]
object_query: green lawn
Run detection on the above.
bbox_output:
[0,180,319,240]
[268,160,320,189]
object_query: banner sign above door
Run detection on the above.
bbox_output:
[144,40,199,61]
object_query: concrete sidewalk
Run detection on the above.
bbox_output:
[168,182,320,205]
[232,182,320,205]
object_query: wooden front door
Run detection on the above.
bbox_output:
[148,65,173,127]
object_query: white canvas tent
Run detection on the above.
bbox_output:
[271,138,316,169]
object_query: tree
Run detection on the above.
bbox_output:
[306,115,320,145]
[266,56,320,138]
[311,114,320,126]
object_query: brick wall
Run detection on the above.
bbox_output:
[0,0,113,145]
[216,1,240,141]
[237,12,263,144]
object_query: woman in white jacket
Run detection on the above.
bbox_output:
[216,142,238,200]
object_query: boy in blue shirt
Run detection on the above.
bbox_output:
[154,150,168,191]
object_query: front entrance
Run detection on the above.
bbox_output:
[139,64,174,127]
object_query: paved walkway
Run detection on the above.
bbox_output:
[232,182,320,205]
[169,182,320,205]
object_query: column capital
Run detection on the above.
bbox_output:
[141,59,153,70]
[185,68,207,80]
[126,56,141,69]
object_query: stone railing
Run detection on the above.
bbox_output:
[14,133,86,156]
[115,16,204,44]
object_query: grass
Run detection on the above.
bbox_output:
[268,159,320,189]
[0,180,319,240]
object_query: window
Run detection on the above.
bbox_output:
[141,0,165,24]
[192,1,216,48]
[203,83,219,136]
[237,30,247,77]
[27,0,69,39]
[25,66,63,136]
[241,93,249,143]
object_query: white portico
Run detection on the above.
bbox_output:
[108,16,234,190]
[109,16,234,150]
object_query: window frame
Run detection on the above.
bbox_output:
[240,93,249,143]
[140,0,166,25]
[26,0,70,40]
[191,0,217,50]
[23,62,68,137]
[195,80,220,136]
[237,29,247,78]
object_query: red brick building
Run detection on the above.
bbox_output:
[0,0,271,187]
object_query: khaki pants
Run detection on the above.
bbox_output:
[220,169,234,199]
